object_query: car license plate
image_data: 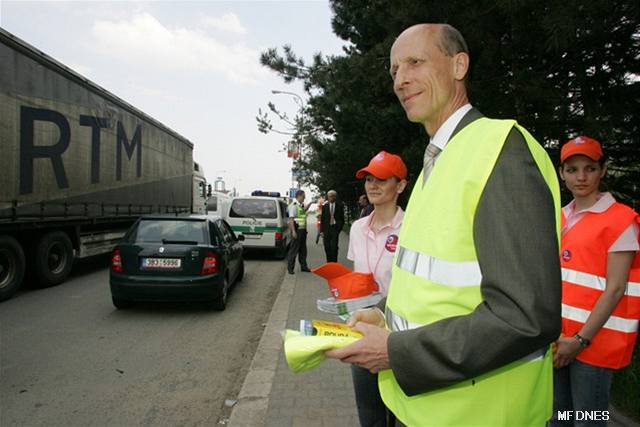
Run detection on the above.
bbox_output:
[242,233,261,239]
[142,257,181,269]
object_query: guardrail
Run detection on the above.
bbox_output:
[0,200,191,221]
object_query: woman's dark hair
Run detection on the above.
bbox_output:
[599,156,608,191]
[391,176,409,208]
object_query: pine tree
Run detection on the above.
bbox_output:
[258,0,640,207]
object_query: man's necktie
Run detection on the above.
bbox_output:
[422,143,442,186]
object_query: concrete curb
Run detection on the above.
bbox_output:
[228,272,296,426]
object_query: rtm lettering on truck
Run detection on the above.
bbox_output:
[19,106,142,194]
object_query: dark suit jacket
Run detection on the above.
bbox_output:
[320,200,345,234]
[385,108,561,395]
[360,204,374,218]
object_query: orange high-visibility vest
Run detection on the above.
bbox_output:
[561,202,640,369]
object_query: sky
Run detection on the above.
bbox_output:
[0,0,347,197]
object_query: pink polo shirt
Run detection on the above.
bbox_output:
[348,207,404,296]
[562,192,639,252]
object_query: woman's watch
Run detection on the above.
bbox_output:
[574,333,591,348]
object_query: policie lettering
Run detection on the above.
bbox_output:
[19,106,142,194]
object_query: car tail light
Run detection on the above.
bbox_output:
[111,249,123,273]
[201,251,218,275]
[275,232,283,240]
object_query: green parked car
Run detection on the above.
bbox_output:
[109,215,244,310]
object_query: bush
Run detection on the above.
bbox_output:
[611,347,640,421]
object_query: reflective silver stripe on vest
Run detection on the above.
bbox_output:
[386,307,546,362]
[630,282,640,297]
[387,306,423,331]
[562,303,640,333]
[396,246,482,287]
[562,268,640,297]
[520,348,547,362]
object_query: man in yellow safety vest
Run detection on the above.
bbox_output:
[287,190,311,274]
[327,23,562,426]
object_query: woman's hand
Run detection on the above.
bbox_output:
[553,336,583,368]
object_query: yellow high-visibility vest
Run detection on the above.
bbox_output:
[379,118,561,427]
[293,202,307,229]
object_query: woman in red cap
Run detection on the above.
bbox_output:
[551,136,640,426]
[348,150,407,427]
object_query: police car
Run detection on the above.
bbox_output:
[225,195,291,258]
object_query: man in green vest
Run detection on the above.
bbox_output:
[287,190,311,274]
[327,23,562,426]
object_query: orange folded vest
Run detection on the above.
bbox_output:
[312,262,378,300]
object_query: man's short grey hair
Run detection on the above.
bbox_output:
[327,190,337,196]
[437,24,469,57]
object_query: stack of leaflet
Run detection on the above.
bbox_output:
[317,292,383,317]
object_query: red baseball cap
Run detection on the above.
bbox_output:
[560,136,603,163]
[355,151,407,180]
[312,262,378,300]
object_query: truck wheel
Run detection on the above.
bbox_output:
[0,236,26,302]
[33,231,74,288]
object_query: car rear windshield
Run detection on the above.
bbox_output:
[133,219,207,243]
[229,199,277,219]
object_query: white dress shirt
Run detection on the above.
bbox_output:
[430,103,473,151]
[329,203,336,225]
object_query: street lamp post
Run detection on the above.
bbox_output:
[271,89,306,198]
[271,90,304,108]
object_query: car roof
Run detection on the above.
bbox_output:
[138,214,216,221]
[231,196,281,201]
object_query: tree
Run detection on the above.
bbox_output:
[258,0,640,207]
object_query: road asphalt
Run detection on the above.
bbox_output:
[0,253,284,427]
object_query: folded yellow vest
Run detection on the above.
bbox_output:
[283,330,359,373]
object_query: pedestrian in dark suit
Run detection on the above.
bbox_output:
[358,194,374,218]
[320,190,344,262]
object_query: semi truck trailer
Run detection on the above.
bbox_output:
[0,28,207,301]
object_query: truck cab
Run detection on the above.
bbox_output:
[192,162,207,215]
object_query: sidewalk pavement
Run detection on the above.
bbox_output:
[228,224,639,427]
[229,228,357,427]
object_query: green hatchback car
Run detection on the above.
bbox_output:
[109,215,244,310]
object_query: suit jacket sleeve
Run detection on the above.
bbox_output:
[386,128,561,395]
[337,201,345,231]
[320,205,328,234]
